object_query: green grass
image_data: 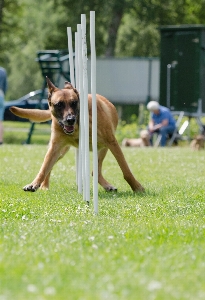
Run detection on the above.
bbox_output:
[0,145,205,300]
[4,121,50,144]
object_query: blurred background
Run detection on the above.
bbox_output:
[1,0,205,101]
[1,0,205,144]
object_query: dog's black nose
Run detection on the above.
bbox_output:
[66,114,76,125]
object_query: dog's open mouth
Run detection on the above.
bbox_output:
[63,125,75,135]
[58,121,75,135]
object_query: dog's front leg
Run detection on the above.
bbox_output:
[23,144,68,192]
[39,146,70,190]
[39,171,51,190]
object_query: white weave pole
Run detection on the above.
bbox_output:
[81,14,90,203]
[77,24,84,195]
[75,31,83,194]
[67,27,79,187]
[90,11,98,214]
[67,27,75,87]
[67,13,97,209]
[75,32,79,90]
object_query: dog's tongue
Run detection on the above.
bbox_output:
[64,125,74,133]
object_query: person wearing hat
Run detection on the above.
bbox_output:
[147,101,176,147]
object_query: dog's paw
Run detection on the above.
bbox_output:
[134,185,145,193]
[23,183,40,192]
[105,186,117,192]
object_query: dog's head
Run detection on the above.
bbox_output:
[46,77,79,135]
[196,135,205,145]
[140,129,150,140]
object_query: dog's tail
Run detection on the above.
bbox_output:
[10,106,51,122]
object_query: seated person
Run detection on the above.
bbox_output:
[147,101,176,147]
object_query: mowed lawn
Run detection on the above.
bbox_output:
[0,145,205,300]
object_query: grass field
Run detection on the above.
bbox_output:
[0,144,205,300]
[3,121,51,145]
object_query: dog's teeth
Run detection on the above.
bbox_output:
[64,125,74,134]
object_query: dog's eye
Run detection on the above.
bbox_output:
[71,101,77,107]
[54,102,64,109]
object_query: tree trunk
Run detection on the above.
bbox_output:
[105,0,126,57]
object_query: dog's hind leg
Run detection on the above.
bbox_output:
[97,148,117,191]
[107,138,145,192]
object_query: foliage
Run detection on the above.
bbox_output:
[0,0,24,64]
[116,20,160,57]
[2,0,69,100]
[0,145,205,299]
[1,0,205,100]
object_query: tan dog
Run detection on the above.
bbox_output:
[122,130,150,147]
[190,135,205,150]
[10,77,144,193]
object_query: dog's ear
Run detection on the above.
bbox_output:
[46,77,58,105]
[46,77,57,92]
[64,81,74,89]
[64,81,79,99]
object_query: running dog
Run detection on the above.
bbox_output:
[10,77,144,193]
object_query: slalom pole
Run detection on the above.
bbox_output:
[67,27,79,187]
[81,14,90,203]
[75,31,83,194]
[90,11,98,214]
[77,24,85,195]
[67,27,75,87]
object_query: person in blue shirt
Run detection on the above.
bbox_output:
[0,67,8,145]
[147,101,176,147]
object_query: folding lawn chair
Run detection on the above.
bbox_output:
[154,111,189,147]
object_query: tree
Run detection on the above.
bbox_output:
[0,0,4,35]
[1,0,205,100]
[105,0,127,57]
[116,0,205,57]
[0,0,23,65]
[2,0,70,99]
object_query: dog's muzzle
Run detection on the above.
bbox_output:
[58,115,76,135]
